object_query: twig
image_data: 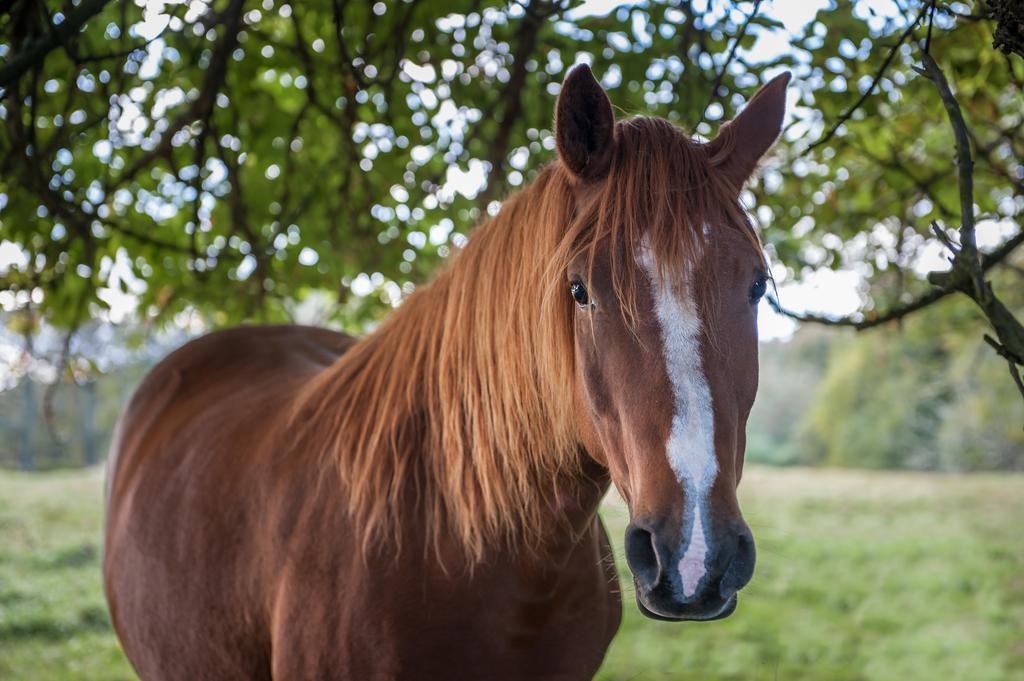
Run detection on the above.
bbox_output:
[930,220,958,253]
[697,0,763,128]
[801,3,930,157]
[41,267,92,447]
[105,218,198,255]
[767,287,946,329]
[0,0,112,89]
[118,0,245,184]
[924,0,937,54]
[768,228,1024,329]
[913,52,978,262]
[478,0,561,207]
[984,335,1024,401]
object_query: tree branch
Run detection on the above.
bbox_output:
[985,335,1024,401]
[800,3,929,157]
[767,285,948,329]
[118,0,245,184]
[477,0,560,207]
[914,52,977,257]
[0,0,111,89]
[778,47,1024,406]
[768,227,1024,329]
[697,0,763,128]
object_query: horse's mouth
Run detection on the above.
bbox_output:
[634,592,738,622]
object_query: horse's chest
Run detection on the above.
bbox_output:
[274,534,621,680]
[364,577,615,679]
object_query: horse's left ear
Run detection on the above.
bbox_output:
[707,71,791,189]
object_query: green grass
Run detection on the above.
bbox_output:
[1,466,1022,680]
[0,469,133,680]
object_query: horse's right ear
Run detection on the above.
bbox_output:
[707,72,791,190]
[555,64,615,181]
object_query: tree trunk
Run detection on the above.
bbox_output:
[19,380,35,472]
[81,380,98,466]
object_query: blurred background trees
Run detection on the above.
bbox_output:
[751,270,1024,471]
[1,0,1021,470]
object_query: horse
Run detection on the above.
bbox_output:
[103,64,790,680]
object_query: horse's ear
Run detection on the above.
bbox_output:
[555,64,615,181]
[707,71,791,189]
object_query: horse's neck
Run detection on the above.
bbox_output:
[542,451,611,549]
[310,170,593,562]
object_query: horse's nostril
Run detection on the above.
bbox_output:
[720,531,756,598]
[624,522,661,590]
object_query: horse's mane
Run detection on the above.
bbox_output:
[295,116,762,564]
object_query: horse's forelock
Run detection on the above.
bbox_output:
[562,116,764,332]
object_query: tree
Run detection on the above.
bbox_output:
[774,4,1024,402]
[796,268,1024,471]
[1,1,1022,401]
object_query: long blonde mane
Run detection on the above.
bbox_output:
[296,117,762,563]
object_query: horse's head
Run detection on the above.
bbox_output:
[554,65,788,621]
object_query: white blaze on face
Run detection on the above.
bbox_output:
[640,246,718,599]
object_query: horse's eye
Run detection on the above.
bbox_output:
[749,276,767,304]
[570,280,589,307]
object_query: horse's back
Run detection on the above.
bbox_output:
[103,324,353,680]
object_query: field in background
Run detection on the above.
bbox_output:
[1,466,1022,680]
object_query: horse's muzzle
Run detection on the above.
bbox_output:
[624,518,756,621]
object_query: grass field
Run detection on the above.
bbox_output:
[0,466,1022,680]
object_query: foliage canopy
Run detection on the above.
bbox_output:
[1,0,1023,406]
[0,1,1018,324]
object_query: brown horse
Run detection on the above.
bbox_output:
[104,65,789,680]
